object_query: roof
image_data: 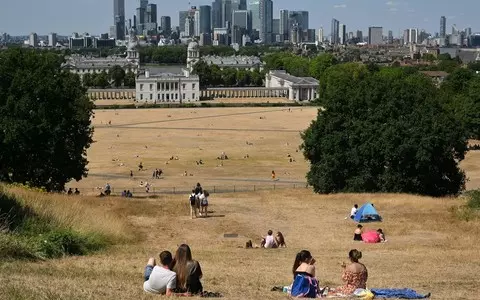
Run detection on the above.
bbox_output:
[137,72,199,80]
[420,71,449,78]
[269,70,319,86]
[188,41,199,50]
[202,55,263,67]
[62,55,137,69]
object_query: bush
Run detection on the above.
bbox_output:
[38,229,106,259]
[466,190,480,209]
[0,234,38,260]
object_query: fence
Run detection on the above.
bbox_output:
[78,182,308,196]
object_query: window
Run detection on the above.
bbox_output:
[175,82,178,90]
[192,83,196,89]
[150,94,153,100]
[150,84,153,91]
[183,93,186,99]
[192,93,195,99]
[166,82,169,91]
[157,82,160,90]
[140,84,144,91]
[140,94,143,100]
[175,94,178,100]
[182,83,186,89]
[158,94,161,100]
[161,82,165,90]
[162,94,165,100]
[166,94,169,100]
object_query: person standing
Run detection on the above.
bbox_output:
[189,190,197,219]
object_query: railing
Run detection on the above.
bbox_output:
[74,183,309,196]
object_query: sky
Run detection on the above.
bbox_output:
[0,0,478,37]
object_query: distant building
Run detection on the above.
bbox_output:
[259,0,273,44]
[266,70,319,101]
[199,5,211,34]
[339,24,346,45]
[179,11,189,33]
[440,16,446,38]
[331,19,340,44]
[113,0,126,40]
[160,16,172,35]
[404,28,418,45]
[388,30,393,44]
[279,9,289,42]
[29,32,38,47]
[48,33,57,47]
[368,27,383,45]
[317,27,324,43]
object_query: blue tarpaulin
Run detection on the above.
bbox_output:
[371,288,431,299]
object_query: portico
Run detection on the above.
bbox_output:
[200,87,289,99]
[265,70,319,102]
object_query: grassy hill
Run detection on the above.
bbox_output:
[1,187,479,299]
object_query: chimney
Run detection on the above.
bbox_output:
[145,69,150,78]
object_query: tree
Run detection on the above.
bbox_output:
[0,49,94,191]
[109,65,125,87]
[94,71,110,88]
[309,53,337,80]
[223,68,238,86]
[123,72,136,88]
[301,65,467,196]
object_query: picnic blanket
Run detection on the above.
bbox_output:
[371,288,431,299]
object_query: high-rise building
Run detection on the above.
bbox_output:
[465,27,472,37]
[356,30,363,41]
[221,0,232,27]
[331,18,340,44]
[233,0,247,10]
[147,3,157,23]
[29,32,38,47]
[161,16,172,34]
[199,6,212,34]
[211,0,223,29]
[289,11,308,32]
[194,10,201,36]
[317,27,324,42]
[440,16,446,38]
[388,30,393,44]
[339,24,346,44]
[279,9,289,41]
[368,26,383,45]
[136,7,146,33]
[259,0,273,44]
[232,10,251,32]
[272,19,280,35]
[113,0,125,40]
[403,28,418,45]
[249,0,260,34]
[48,32,57,47]
[179,11,189,33]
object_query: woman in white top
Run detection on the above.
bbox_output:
[199,191,209,217]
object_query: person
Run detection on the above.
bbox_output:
[172,244,203,295]
[189,190,197,219]
[122,190,127,197]
[143,251,176,295]
[104,183,111,196]
[275,232,286,248]
[74,188,80,195]
[271,170,276,180]
[377,229,386,242]
[290,250,320,298]
[138,162,143,171]
[354,225,363,241]
[331,249,368,297]
[350,204,358,219]
[67,188,73,195]
[145,182,150,193]
[126,190,133,198]
[194,183,203,196]
[199,191,209,217]
[264,230,277,248]
[130,170,133,178]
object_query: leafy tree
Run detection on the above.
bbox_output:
[109,65,125,87]
[0,49,94,191]
[223,68,238,86]
[94,71,110,88]
[236,69,251,87]
[302,65,467,196]
[309,53,337,80]
[123,72,136,88]
[82,73,94,87]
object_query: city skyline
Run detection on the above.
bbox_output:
[0,0,479,36]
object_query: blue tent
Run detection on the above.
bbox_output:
[353,203,382,223]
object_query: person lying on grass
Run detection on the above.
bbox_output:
[143,251,177,296]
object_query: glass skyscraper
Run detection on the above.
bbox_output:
[113,0,125,40]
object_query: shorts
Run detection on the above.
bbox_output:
[201,201,208,207]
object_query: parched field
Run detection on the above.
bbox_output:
[71,107,317,194]
[71,107,480,193]
[1,190,479,300]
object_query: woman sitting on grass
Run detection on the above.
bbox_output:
[330,249,368,297]
[172,244,203,295]
[353,224,363,241]
[290,250,321,298]
[275,232,287,248]
[377,229,386,242]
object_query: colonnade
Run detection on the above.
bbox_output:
[88,90,136,100]
[201,88,289,98]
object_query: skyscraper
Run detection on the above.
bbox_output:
[199,5,212,34]
[331,18,339,44]
[368,27,383,45]
[48,32,57,47]
[279,9,289,42]
[211,0,223,29]
[147,3,157,23]
[259,0,273,44]
[113,0,125,40]
[29,32,38,47]
[249,0,260,34]
[289,11,308,32]
[339,23,346,44]
[318,27,324,42]
[161,16,172,34]
[233,0,247,10]
[440,16,446,38]
[272,19,280,35]
[179,11,189,33]
[388,30,393,44]
[221,0,232,27]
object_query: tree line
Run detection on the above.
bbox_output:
[192,60,264,88]
[81,65,136,89]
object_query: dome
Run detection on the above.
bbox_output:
[188,41,199,50]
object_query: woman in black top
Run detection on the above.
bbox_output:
[353,224,363,241]
[172,244,203,295]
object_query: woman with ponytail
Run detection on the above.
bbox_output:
[290,250,320,298]
[330,249,368,296]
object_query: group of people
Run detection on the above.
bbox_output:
[143,244,203,296]
[290,249,368,298]
[66,188,80,195]
[189,183,209,219]
[245,230,286,249]
[354,225,386,243]
[152,168,163,179]
[121,190,133,198]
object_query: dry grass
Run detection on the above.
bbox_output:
[210,97,292,103]
[0,189,479,299]
[1,185,131,243]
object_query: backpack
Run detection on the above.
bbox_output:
[291,274,318,298]
[189,194,196,206]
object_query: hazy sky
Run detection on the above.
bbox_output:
[0,0,478,36]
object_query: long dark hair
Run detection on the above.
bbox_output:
[174,244,193,289]
[292,250,312,274]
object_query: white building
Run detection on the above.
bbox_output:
[136,41,200,103]
[265,70,319,101]
[62,28,139,78]
[29,32,38,47]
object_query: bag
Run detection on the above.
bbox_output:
[189,194,196,206]
[290,274,318,298]
[354,288,374,300]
